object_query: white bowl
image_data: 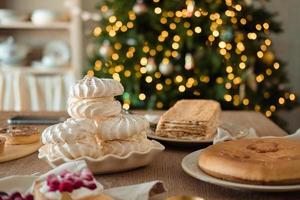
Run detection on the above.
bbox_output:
[0,9,15,19]
[38,140,165,174]
[31,9,57,25]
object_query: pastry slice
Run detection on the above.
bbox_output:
[155,100,221,140]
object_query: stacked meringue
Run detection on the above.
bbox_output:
[39,75,156,161]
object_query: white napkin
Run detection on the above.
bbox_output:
[26,160,166,200]
[144,114,161,125]
[104,181,167,200]
[214,124,300,144]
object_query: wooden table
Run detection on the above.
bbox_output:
[0,111,299,199]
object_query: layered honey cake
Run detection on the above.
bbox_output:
[198,138,300,185]
[155,100,221,140]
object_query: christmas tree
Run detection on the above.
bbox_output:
[87,0,297,120]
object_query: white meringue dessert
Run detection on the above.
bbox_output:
[39,75,164,173]
[95,114,150,140]
[42,118,97,144]
[102,133,153,157]
[67,97,122,120]
[40,118,103,160]
[70,75,124,98]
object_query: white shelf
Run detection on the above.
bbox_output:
[0,66,71,74]
[0,22,70,30]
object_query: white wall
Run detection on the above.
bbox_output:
[268,0,300,96]
[267,0,300,132]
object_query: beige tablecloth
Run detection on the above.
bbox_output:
[0,70,75,111]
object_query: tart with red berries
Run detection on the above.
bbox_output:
[33,169,113,200]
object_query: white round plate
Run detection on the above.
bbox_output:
[147,132,213,147]
[181,150,300,192]
[143,113,213,146]
[39,140,165,174]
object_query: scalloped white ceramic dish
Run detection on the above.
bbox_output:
[181,150,300,192]
[38,140,165,174]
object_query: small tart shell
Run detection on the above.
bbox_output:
[5,133,40,145]
[0,126,40,145]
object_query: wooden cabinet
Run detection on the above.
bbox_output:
[0,0,83,78]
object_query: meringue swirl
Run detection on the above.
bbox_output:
[41,118,102,160]
[42,118,97,144]
[67,97,122,120]
[43,138,102,160]
[102,133,153,156]
[70,76,124,98]
[95,114,150,140]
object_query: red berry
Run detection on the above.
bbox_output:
[81,169,93,181]
[49,184,59,192]
[13,197,22,200]
[10,192,21,199]
[82,169,93,176]
[73,179,83,189]
[47,178,60,191]
[59,170,70,178]
[47,174,58,185]
[24,195,33,200]
[64,173,76,182]
[84,182,97,190]
[59,180,74,193]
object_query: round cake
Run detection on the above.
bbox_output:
[198,138,300,185]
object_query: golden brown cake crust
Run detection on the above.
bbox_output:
[198,138,300,185]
